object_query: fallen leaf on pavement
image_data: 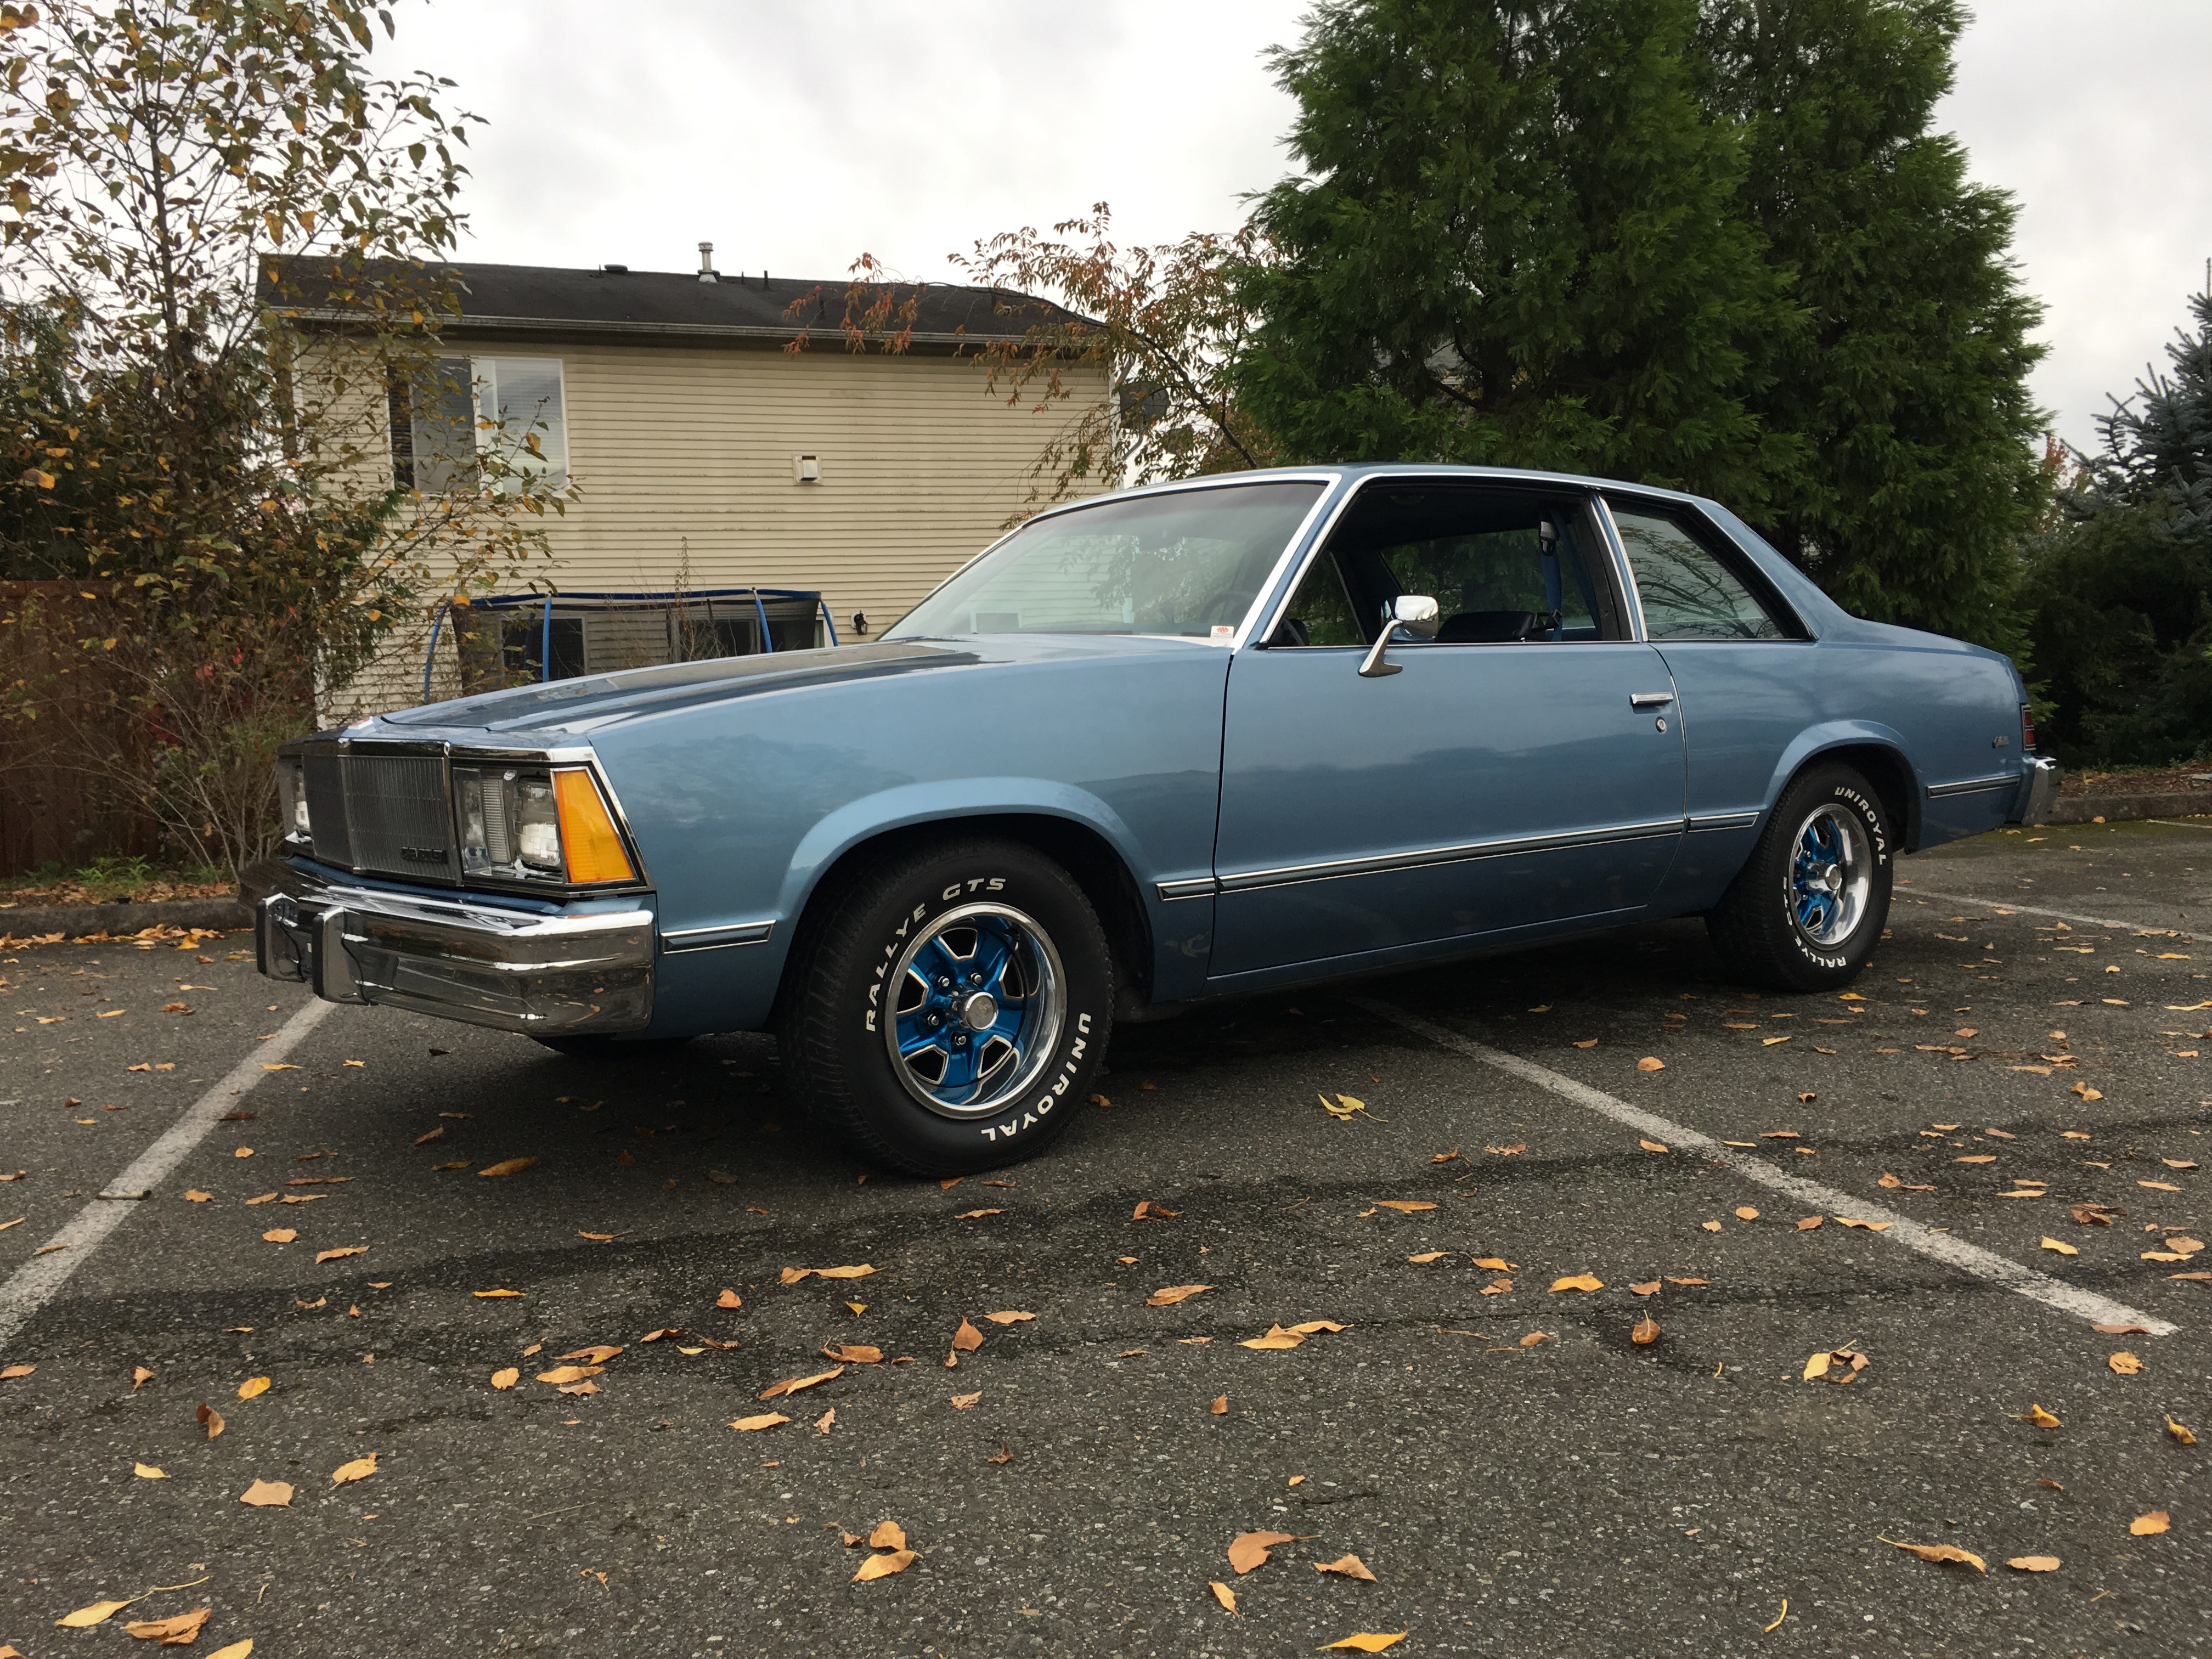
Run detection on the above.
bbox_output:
[955,1208,1005,1219]
[239,1479,292,1506]
[1407,1251,1447,1263]
[983,1311,1035,1324]
[729,1413,788,1431]
[950,1391,981,1409]
[1211,1395,1228,1415]
[2040,1237,2080,1256]
[1549,1274,1602,1293]
[133,1463,166,1479]
[2169,1417,2198,1445]
[1630,1317,1660,1345]
[206,1643,252,1659]
[1481,1278,1513,1294]
[2109,1352,2144,1375]
[122,1607,210,1644]
[1572,1039,1598,1048]
[1735,1206,1759,1221]
[2024,1402,2063,1427]
[2007,1555,2061,1572]
[1470,1257,1514,1270]
[1637,1058,1665,1071]
[413,1127,443,1146]
[477,1158,538,1177]
[196,1403,224,1439]
[236,1376,270,1400]
[822,1345,882,1364]
[1639,1138,1669,1154]
[815,1265,874,1279]
[1954,1154,1997,1164]
[314,1246,366,1263]
[1887,1539,1986,1573]
[472,1289,523,1299]
[1665,1276,1709,1286]
[1519,1331,1551,1347]
[490,1368,518,1390]
[1210,1581,1238,1614]
[1629,1280,1660,1296]
[331,1453,377,1486]
[1803,1351,1832,1381]
[1430,1149,1459,1164]
[55,1600,133,1628]
[2141,1181,2183,1192]
[183,1190,211,1203]
[556,1345,624,1364]
[260,1228,296,1244]
[1228,1530,1301,1574]
[1487,1143,1525,1155]
[1241,1325,1306,1350]
[1316,1554,1378,1582]
[1796,1216,1824,1232]
[759,1366,844,1400]
[2130,1510,2170,1536]
[1319,1634,1407,1653]
[1373,1200,1436,1213]
[951,1319,984,1353]
[986,1446,1013,1463]
[853,1549,916,1581]
[1148,1284,1214,1306]
[715,1288,742,1309]
[1701,1220,1722,1233]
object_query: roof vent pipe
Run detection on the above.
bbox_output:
[697,241,716,284]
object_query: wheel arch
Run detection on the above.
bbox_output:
[1763,728,1923,853]
[771,810,1155,1026]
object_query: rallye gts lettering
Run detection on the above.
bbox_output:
[940,877,1007,901]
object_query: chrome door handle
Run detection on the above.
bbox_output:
[1629,692,1674,708]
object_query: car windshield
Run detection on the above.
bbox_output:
[888,481,1327,642]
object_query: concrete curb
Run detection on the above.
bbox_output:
[2043,789,2212,826]
[0,894,253,940]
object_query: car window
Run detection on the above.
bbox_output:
[1612,506,1785,641]
[1271,485,1617,645]
[889,481,1325,642]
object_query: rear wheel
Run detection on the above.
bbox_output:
[777,836,1114,1176]
[1707,763,1893,992]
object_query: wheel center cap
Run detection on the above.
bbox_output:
[958,991,1000,1032]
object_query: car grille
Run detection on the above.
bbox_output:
[304,752,459,883]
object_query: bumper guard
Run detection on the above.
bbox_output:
[2008,755,2063,826]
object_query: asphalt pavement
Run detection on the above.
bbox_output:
[3,820,2208,1658]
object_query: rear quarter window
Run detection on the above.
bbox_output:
[1611,505,1799,641]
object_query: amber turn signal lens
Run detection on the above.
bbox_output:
[551,769,635,883]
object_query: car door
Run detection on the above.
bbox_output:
[1209,479,1686,981]
[1600,496,1818,911]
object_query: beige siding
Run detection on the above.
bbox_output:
[532,341,1103,627]
[322,340,1108,720]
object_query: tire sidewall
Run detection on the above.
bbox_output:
[825,843,1110,1170]
[1770,770,1892,980]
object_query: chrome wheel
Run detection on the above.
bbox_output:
[1787,802,1872,946]
[885,902,1064,1120]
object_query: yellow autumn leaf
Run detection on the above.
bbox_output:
[729,1412,789,1431]
[236,1375,271,1400]
[1319,1634,1408,1653]
[1548,1274,1602,1293]
[133,1462,166,1479]
[2024,1403,2061,1428]
[1147,1283,1214,1306]
[1210,1580,1238,1615]
[2007,1555,2061,1572]
[758,1365,844,1400]
[1240,1325,1305,1351]
[476,1157,539,1177]
[1636,1057,1664,1071]
[2130,1510,2170,1536]
[2169,1417,2198,1446]
[853,1548,917,1581]
[238,1478,293,1506]
[489,1368,518,1390]
[1803,1351,1831,1381]
[207,1642,256,1659]
[1886,1538,1986,1573]
[2038,1237,2079,1256]
[330,1451,377,1486]
[55,1599,133,1628]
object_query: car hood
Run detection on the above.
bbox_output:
[357,634,1222,743]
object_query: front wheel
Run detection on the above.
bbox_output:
[1706,764,1893,992]
[777,836,1114,1176]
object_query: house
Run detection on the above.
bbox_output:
[264,249,1103,716]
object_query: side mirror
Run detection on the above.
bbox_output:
[1358,594,1440,679]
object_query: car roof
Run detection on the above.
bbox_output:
[1036,463,1709,520]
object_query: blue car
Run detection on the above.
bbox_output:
[259,465,2058,1174]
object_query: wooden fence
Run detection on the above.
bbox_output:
[0,582,159,877]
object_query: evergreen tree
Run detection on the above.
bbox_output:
[1234,0,1804,513]
[2027,281,2212,764]
[1697,0,2047,647]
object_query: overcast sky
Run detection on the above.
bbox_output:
[392,0,2212,456]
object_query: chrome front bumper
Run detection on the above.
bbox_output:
[256,867,655,1036]
[2009,756,2063,826]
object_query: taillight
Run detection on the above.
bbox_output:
[2020,703,2036,753]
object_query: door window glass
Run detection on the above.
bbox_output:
[1276,486,1617,645]
[1613,507,1785,641]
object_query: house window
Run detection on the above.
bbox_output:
[394,356,568,494]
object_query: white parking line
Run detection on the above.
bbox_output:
[1898,885,2193,939]
[0,997,334,1352]
[1348,995,2180,1338]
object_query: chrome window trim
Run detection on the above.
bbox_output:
[884,469,1345,652]
[1589,493,1649,644]
[1216,817,1686,895]
[1598,491,1812,643]
[1246,470,1644,652]
[1926,774,2018,799]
